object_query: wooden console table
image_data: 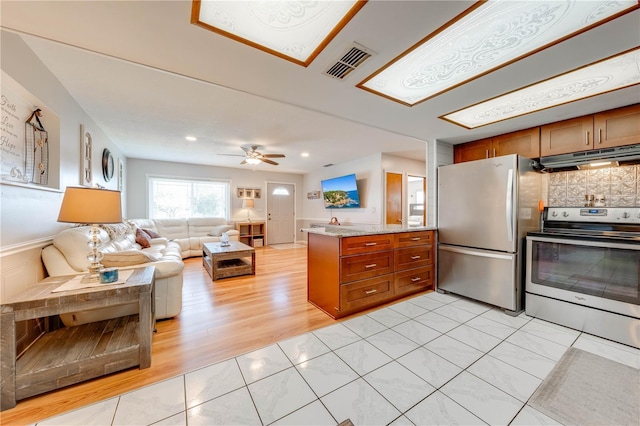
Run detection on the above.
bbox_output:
[0,266,155,411]
[203,241,255,281]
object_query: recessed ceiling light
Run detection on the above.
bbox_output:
[358,0,638,106]
[185,136,197,141]
[301,152,310,157]
[442,47,640,129]
[191,0,367,66]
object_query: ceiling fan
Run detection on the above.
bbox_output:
[218,145,285,166]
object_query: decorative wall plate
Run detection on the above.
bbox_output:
[102,148,114,181]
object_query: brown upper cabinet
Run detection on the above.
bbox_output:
[541,104,640,157]
[594,104,640,148]
[455,104,640,163]
[454,128,540,163]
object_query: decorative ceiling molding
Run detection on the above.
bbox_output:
[191,0,367,67]
[357,0,639,106]
[442,47,640,129]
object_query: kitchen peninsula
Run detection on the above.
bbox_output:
[307,225,436,319]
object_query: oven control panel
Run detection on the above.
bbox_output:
[547,207,640,223]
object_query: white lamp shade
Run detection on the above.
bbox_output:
[58,187,122,224]
[242,199,254,209]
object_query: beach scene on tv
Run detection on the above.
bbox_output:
[321,174,361,208]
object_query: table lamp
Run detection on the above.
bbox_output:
[57,187,122,282]
[242,198,254,222]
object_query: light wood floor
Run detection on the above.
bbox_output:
[2,246,338,425]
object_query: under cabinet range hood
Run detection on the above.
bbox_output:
[538,143,640,171]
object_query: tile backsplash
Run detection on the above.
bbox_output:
[547,165,639,207]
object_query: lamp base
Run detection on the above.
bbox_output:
[80,272,101,284]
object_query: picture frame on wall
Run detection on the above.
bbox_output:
[245,189,255,198]
[80,124,92,186]
[237,188,245,198]
[118,158,123,191]
[253,189,261,199]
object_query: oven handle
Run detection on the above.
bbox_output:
[526,235,640,250]
[506,169,514,243]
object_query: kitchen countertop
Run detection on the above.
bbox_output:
[303,224,437,238]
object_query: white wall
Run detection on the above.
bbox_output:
[126,158,303,221]
[428,140,454,227]
[301,153,384,226]
[381,154,426,177]
[1,31,127,249]
[1,31,127,302]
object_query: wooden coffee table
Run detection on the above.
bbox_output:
[203,241,255,281]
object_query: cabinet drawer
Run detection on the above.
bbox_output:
[341,235,394,256]
[340,251,393,282]
[394,266,434,296]
[340,275,393,312]
[395,246,433,271]
[395,231,433,248]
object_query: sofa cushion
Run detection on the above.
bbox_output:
[128,218,158,233]
[53,226,110,271]
[188,217,228,237]
[102,250,161,267]
[154,218,189,240]
[208,224,234,236]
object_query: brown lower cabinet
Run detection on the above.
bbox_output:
[307,229,435,319]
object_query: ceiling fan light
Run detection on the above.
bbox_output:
[246,158,261,165]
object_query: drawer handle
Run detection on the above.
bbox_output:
[365,289,378,295]
[410,255,421,260]
[411,277,422,282]
[411,237,421,241]
[364,242,377,247]
[364,263,377,269]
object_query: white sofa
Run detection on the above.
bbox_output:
[128,217,239,259]
[41,217,238,325]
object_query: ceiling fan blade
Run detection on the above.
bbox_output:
[262,154,285,158]
[240,159,248,165]
[218,153,247,157]
[261,158,279,166]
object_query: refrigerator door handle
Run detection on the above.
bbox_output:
[506,169,514,242]
[439,245,513,260]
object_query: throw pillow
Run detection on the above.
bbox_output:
[208,224,233,236]
[102,250,161,267]
[142,228,161,239]
[135,228,152,248]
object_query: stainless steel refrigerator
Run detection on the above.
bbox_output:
[437,154,541,314]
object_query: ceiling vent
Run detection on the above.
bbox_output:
[324,43,373,80]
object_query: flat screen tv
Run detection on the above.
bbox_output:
[321,173,361,208]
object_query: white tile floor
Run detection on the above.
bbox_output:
[36,292,640,426]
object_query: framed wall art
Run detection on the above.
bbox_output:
[80,125,92,186]
[1,71,60,190]
[118,158,124,191]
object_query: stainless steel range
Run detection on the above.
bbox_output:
[526,207,640,349]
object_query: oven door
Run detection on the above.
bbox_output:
[526,235,640,318]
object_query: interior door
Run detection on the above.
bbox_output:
[386,172,403,225]
[407,175,425,226]
[266,182,295,245]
